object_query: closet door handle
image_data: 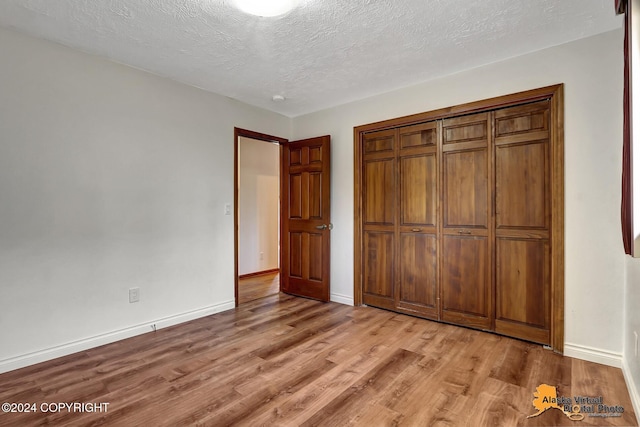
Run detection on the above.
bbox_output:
[458,230,472,235]
[411,228,422,232]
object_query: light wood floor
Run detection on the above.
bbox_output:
[238,272,280,305]
[0,293,636,426]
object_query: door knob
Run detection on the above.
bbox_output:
[315,223,334,230]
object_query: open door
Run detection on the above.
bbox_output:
[281,136,331,301]
[234,127,287,307]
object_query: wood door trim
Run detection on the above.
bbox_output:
[234,127,288,307]
[550,85,565,353]
[353,84,565,353]
[354,126,364,308]
[355,84,562,133]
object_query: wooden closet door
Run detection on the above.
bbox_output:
[494,100,551,344]
[397,122,438,319]
[440,113,492,330]
[361,129,397,310]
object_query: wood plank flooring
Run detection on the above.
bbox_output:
[0,293,636,426]
[238,272,280,305]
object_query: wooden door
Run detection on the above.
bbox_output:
[396,122,438,319]
[440,112,493,330]
[361,129,397,310]
[281,136,331,301]
[494,100,551,344]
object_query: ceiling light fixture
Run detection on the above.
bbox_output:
[233,0,297,17]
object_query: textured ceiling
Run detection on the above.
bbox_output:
[0,0,623,117]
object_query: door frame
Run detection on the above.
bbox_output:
[234,128,288,307]
[353,84,565,352]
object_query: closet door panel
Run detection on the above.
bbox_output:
[495,238,550,344]
[442,112,490,230]
[443,113,489,145]
[400,154,437,226]
[493,100,551,345]
[495,100,549,143]
[441,235,491,329]
[442,149,488,229]
[362,231,395,308]
[364,130,395,154]
[400,121,437,149]
[441,112,492,330]
[441,236,488,317]
[362,129,397,311]
[395,122,438,318]
[397,232,437,318]
[496,141,548,230]
[363,159,395,225]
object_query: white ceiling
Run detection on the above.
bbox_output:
[0,0,623,117]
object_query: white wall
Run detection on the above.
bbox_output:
[238,137,279,275]
[293,29,627,362]
[0,26,290,372]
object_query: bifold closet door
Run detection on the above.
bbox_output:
[397,122,438,319]
[440,112,493,330]
[355,86,563,350]
[361,129,397,311]
[494,100,551,344]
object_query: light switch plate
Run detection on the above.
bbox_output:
[129,287,140,303]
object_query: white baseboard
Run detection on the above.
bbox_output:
[551,343,640,423]
[0,300,235,374]
[330,292,354,306]
[622,357,640,426]
[564,342,623,368]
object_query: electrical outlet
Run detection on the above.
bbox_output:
[129,287,140,303]
[224,203,231,215]
[635,331,638,358]
[260,252,264,260]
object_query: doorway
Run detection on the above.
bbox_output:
[234,128,287,306]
